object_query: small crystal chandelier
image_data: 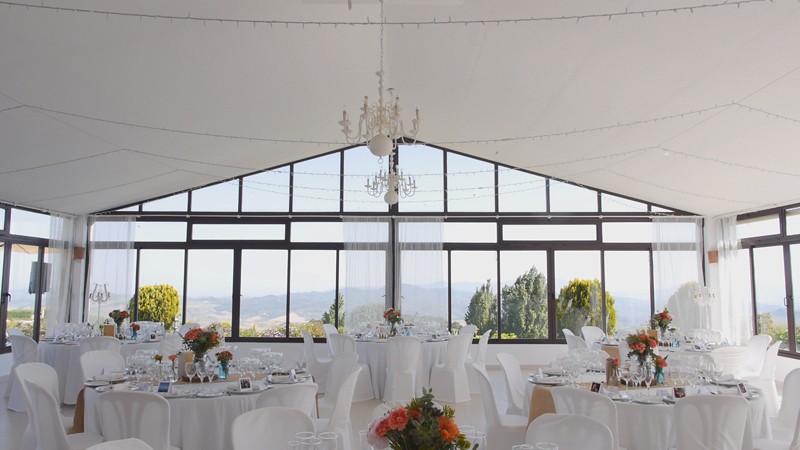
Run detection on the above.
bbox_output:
[693,285,717,306]
[339,0,420,160]
[365,154,416,205]
[88,283,111,324]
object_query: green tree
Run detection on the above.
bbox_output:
[130,284,180,329]
[321,294,345,330]
[556,278,616,337]
[501,267,548,338]
[464,280,497,336]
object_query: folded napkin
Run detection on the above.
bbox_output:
[718,374,734,382]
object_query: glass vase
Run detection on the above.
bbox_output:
[115,323,125,340]
[219,361,229,380]
[655,367,666,385]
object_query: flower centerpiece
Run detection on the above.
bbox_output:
[652,307,673,335]
[626,331,658,366]
[384,308,403,337]
[216,350,233,379]
[108,309,130,339]
[181,327,221,363]
[653,355,668,385]
[367,389,476,450]
[129,322,140,340]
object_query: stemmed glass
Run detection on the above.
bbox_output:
[206,357,218,383]
[631,362,644,393]
[195,362,207,385]
[317,431,338,450]
[621,364,633,391]
[643,362,654,394]
[185,362,196,384]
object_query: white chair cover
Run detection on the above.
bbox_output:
[754,407,800,450]
[316,367,362,450]
[178,323,199,336]
[232,407,315,450]
[79,336,122,354]
[551,387,621,450]
[87,439,156,450]
[470,362,527,449]
[23,380,104,450]
[15,362,73,450]
[97,390,178,450]
[255,382,319,418]
[319,351,358,415]
[383,336,421,403]
[741,334,773,378]
[7,334,39,412]
[526,413,614,450]
[328,334,374,401]
[772,368,800,441]
[302,330,332,394]
[710,346,747,377]
[323,323,339,357]
[674,394,748,450]
[156,334,183,357]
[429,334,472,403]
[459,324,477,338]
[565,334,588,351]
[467,329,491,394]
[581,326,606,344]
[746,341,782,417]
[562,328,575,337]
[79,350,126,380]
[496,352,526,416]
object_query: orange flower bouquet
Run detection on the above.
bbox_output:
[626,331,658,366]
[652,307,673,334]
[181,327,221,362]
[367,389,476,450]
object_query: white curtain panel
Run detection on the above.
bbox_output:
[652,216,706,331]
[395,217,447,329]
[716,215,754,345]
[342,217,390,335]
[43,212,75,337]
[86,216,136,324]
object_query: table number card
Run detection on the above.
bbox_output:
[237,377,253,392]
[737,383,748,396]
[590,382,602,393]
[673,387,686,398]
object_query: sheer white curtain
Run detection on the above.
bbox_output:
[395,217,447,329]
[86,216,136,324]
[342,217,390,335]
[652,216,706,331]
[716,215,753,345]
[43,213,75,337]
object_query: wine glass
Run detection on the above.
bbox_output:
[206,360,218,383]
[317,431,338,450]
[185,362,196,384]
[195,362,207,385]
[643,362,654,394]
[631,362,644,392]
[621,365,633,391]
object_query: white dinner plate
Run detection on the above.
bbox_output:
[713,379,745,387]
[632,397,664,405]
[529,377,564,386]
[196,391,226,398]
[162,393,192,399]
[85,380,109,388]
[228,386,267,395]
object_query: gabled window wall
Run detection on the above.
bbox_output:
[89,143,693,342]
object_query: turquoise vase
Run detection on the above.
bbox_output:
[655,367,665,385]
[219,361,229,380]
[131,330,138,340]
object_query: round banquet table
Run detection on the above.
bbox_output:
[524,377,770,450]
[39,340,159,404]
[83,377,313,450]
[355,339,448,400]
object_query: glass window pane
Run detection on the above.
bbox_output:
[292,154,341,212]
[738,215,780,239]
[242,167,290,212]
[453,251,497,336]
[191,181,239,212]
[193,224,284,241]
[787,208,800,236]
[443,223,497,243]
[6,244,40,338]
[792,245,800,351]
[446,153,494,212]
[605,251,651,333]
[398,144,444,213]
[186,250,233,333]
[344,146,388,213]
[503,224,596,241]
[137,250,184,329]
[498,168,547,212]
[289,250,337,337]
[10,208,49,239]
[601,193,649,213]
[500,251,548,339]
[555,251,605,337]
[341,249,387,334]
[142,193,187,212]
[602,222,653,243]
[135,222,187,242]
[549,182,598,212]
[0,208,6,230]
[291,222,343,243]
[754,246,788,349]
[400,251,448,330]
[87,248,136,324]
[241,250,288,337]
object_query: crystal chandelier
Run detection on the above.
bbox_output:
[693,285,717,306]
[339,0,420,160]
[365,154,416,205]
[88,283,111,324]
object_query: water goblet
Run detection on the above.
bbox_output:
[317,431,338,450]
[185,362,196,384]
[643,363,654,394]
[195,362,207,384]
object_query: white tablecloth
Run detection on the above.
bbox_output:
[84,380,308,450]
[355,340,448,399]
[39,340,159,404]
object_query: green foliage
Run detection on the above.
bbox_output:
[501,267,548,338]
[321,294,345,330]
[464,280,497,337]
[758,312,792,345]
[555,278,616,336]
[237,320,326,338]
[130,284,180,329]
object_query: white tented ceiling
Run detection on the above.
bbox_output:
[1,0,800,216]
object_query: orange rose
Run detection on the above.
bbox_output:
[437,416,460,442]
[168,354,178,361]
[408,408,421,420]
[639,333,647,340]
[375,419,390,437]
[387,408,409,431]
[633,342,646,353]
[648,339,657,348]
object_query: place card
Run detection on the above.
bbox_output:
[673,387,686,398]
[236,377,253,392]
[590,382,602,393]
